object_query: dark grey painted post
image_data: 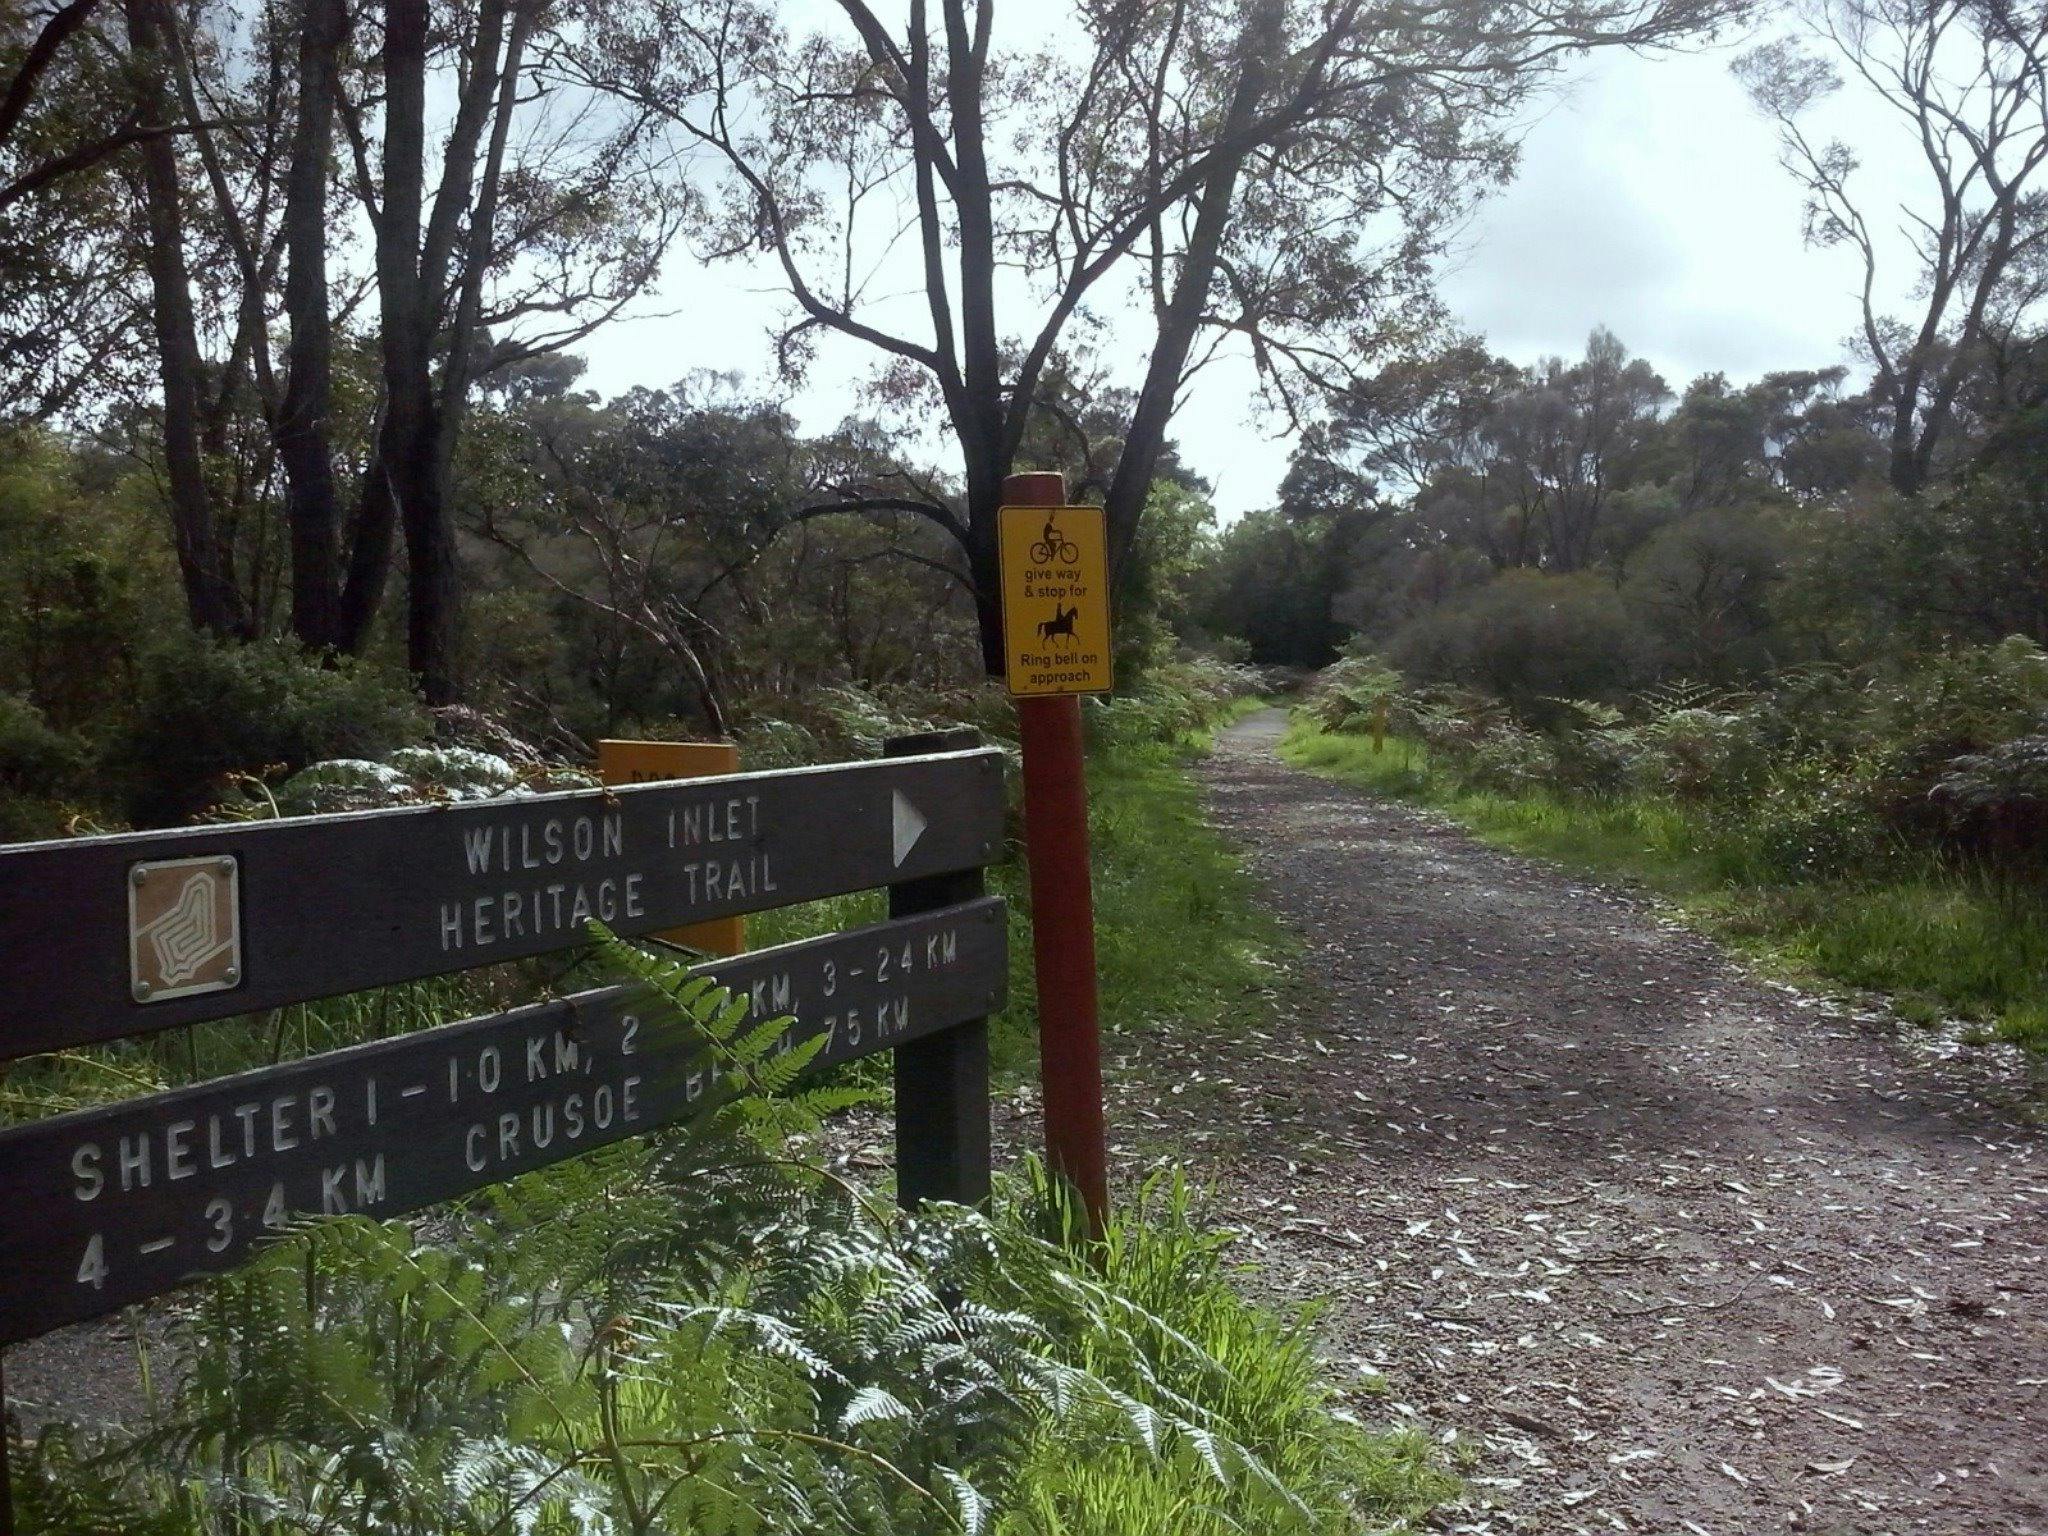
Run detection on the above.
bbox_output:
[884,729,995,1208]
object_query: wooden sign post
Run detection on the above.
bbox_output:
[0,738,1008,1528]
[998,471,1110,1237]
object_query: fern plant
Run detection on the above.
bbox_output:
[10,934,1450,1535]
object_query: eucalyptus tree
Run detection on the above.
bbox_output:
[1312,328,1671,573]
[0,0,176,209]
[463,373,979,731]
[569,0,1740,669]
[1737,0,2048,495]
[54,0,684,695]
[0,0,146,428]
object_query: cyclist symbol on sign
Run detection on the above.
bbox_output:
[1030,513,1079,566]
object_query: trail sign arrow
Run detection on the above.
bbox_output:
[892,788,928,867]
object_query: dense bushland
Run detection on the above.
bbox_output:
[0,392,1256,841]
[1187,301,2048,1050]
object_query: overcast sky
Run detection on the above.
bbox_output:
[579,26,1921,522]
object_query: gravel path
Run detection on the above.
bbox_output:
[1139,709,2048,1535]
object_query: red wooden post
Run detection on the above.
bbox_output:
[1002,470,1110,1236]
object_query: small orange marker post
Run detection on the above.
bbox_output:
[1000,471,1110,1238]
[595,739,746,956]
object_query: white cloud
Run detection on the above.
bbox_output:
[1439,42,1915,390]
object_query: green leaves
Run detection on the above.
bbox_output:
[587,919,848,1143]
[17,1152,1449,1535]
[13,917,1445,1533]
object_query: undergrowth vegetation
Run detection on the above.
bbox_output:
[11,894,1449,1535]
[1289,646,2048,1047]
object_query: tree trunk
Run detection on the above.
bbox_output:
[369,0,460,699]
[941,0,1008,675]
[1886,374,1926,496]
[277,0,347,650]
[123,0,247,640]
[400,434,459,703]
[336,459,399,652]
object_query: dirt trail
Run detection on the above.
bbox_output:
[1140,709,2048,1535]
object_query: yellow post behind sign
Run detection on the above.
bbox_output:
[998,503,1113,696]
[594,739,746,955]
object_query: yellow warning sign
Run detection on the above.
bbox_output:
[595,739,746,956]
[998,504,1112,696]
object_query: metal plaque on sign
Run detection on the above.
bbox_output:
[128,856,241,1003]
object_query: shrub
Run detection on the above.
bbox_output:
[1714,761,1895,883]
[1629,707,1768,801]
[269,746,594,816]
[1458,719,1558,795]
[0,692,89,840]
[112,636,427,824]
[0,429,167,734]
[734,684,979,770]
[1300,654,1403,735]
[1400,684,1511,756]
[1387,570,1644,715]
[1931,734,2048,866]
[1800,638,2048,852]
[1090,654,1264,749]
[1542,697,1635,795]
[1622,508,1783,679]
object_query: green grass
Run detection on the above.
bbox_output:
[986,729,1292,1078]
[1001,1165,1454,1535]
[1284,718,2048,1051]
[747,721,1290,1084]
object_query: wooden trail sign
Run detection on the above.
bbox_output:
[0,898,1005,1345]
[997,503,1112,696]
[0,747,1004,1059]
[0,733,1007,1531]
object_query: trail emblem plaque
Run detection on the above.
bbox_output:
[129,855,241,1002]
[998,503,1112,696]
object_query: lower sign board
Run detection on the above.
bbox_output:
[998,503,1113,696]
[0,897,1005,1344]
